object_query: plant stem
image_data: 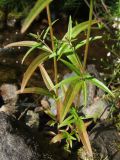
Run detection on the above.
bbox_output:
[46,5,61,122]
[83,0,93,70]
[46,5,58,91]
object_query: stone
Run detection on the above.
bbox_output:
[0,112,64,160]
[90,121,120,160]
[81,98,109,120]
[0,84,18,114]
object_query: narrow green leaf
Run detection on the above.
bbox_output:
[21,0,53,33]
[60,59,80,75]
[61,81,82,121]
[4,41,39,48]
[16,87,54,97]
[58,115,74,128]
[75,36,102,50]
[53,75,80,90]
[22,43,53,64]
[88,78,114,97]
[71,20,97,39]
[57,36,101,60]
[57,42,69,60]
[39,64,55,91]
[67,16,72,40]
[67,53,83,71]
[63,20,98,40]
[22,44,40,64]
[82,81,87,107]
[21,52,49,91]
[43,19,58,40]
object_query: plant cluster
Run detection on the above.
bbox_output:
[5,0,114,157]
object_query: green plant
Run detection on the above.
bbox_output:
[5,0,114,157]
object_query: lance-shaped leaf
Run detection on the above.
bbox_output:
[39,64,55,91]
[71,108,93,157]
[43,19,58,40]
[21,0,53,33]
[58,115,74,128]
[88,78,114,97]
[63,20,98,40]
[51,133,64,144]
[16,87,54,97]
[82,81,87,107]
[4,41,39,48]
[67,53,83,71]
[61,81,82,122]
[75,118,93,157]
[57,36,101,60]
[22,43,52,64]
[60,59,80,75]
[21,52,49,91]
[22,44,40,64]
[52,75,80,90]
[67,16,72,40]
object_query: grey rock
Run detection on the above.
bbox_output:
[0,84,18,114]
[82,98,109,120]
[90,122,120,160]
[0,112,64,160]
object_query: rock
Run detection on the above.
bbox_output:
[0,84,18,114]
[81,98,109,120]
[90,121,120,160]
[0,112,64,160]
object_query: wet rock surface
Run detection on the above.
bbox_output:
[0,112,65,160]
